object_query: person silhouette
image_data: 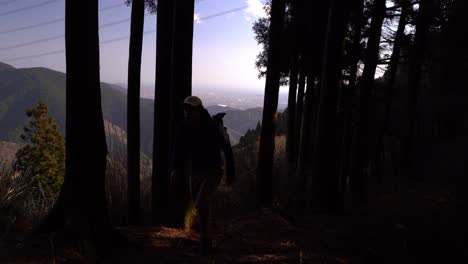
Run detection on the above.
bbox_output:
[171,95,235,256]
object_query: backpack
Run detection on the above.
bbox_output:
[211,112,236,182]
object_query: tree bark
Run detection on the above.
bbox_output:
[374,1,409,182]
[169,0,196,227]
[34,0,116,254]
[127,0,145,226]
[338,0,364,198]
[402,0,431,174]
[257,0,286,207]
[350,0,386,203]
[286,57,298,162]
[296,72,315,208]
[295,68,306,155]
[153,0,175,226]
[171,0,195,124]
[311,0,350,211]
[286,0,300,163]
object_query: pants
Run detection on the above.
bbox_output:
[189,167,223,241]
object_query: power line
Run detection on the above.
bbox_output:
[0,3,129,35]
[0,0,207,36]
[0,34,63,51]
[199,5,248,21]
[1,5,249,62]
[0,0,61,16]
[0,14,154,50]
[99,2,126,12]
[0,17,63,35]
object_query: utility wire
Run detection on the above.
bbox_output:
[0,0,206,35]
[0,0,61,16]
[199,5,248,20]
[0,3,129,35]
[0,14,153,50]
[1,5,249,62]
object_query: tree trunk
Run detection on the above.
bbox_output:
[311,0,350,211]
[286,0,300,163]
[296,72,316,208]
[295,68,306,155]
[169,0,195,227]
[402,0,431,174]
[286,56,298,162]
[441,0,468,251]
[350,0,386,203]
[153,0,175,226]
[257,0,286,207]
[374,1,409,182]
[127,0,144,226]
[338,0,364,198]
[171,0,195,124]
[35,0,116,254]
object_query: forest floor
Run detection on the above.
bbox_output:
[1,179,464,264]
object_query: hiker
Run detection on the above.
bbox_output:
[171,95,235,256]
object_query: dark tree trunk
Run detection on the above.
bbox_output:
[257,0,286,207]
[350,0,386,203]
[127,0,144,226]
[171,0,195,124]
[296,72,316,207]
[402,0,431,174]
[35,0,116,254]
[295,68,306,153]
[169,0,195,227]
[153,0,175,226]
[374,1,409,182]
[337,0,364,197]
[286,56,298,162]
[447,0,468,252]
[286,0,300,163]
[311,0,350,211]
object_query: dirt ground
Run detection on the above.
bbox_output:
[1,180,465,264]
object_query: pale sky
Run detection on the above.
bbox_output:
[0,0,274,93]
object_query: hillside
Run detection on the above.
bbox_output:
[0,63,265,154]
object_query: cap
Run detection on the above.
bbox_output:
[183,96,203,107]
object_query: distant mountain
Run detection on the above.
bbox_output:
[0,63,266,155]
[0,63,154,154]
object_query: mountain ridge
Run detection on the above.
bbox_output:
[0,64,266,155]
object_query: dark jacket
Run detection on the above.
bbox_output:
[172,109,235,181]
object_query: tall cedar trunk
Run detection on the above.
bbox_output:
[338,0,364,196]
[257,0,286,207]
[350,0,386,202]
[286,57,298,162]
[171,0,195,123]
[296,73,315,207]
[170,0,195,226]
[402,0,431,174]
[311,0,350,211]
[374,1,409,182]
[295,69,306,154]
[153,0,174,226]
[286,0,299,163]
[127,0,144,225]
[35,0,115,253]
[443,0,468,249]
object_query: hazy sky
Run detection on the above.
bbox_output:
[0,0,273,92]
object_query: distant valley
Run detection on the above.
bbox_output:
[0,63,270,158]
